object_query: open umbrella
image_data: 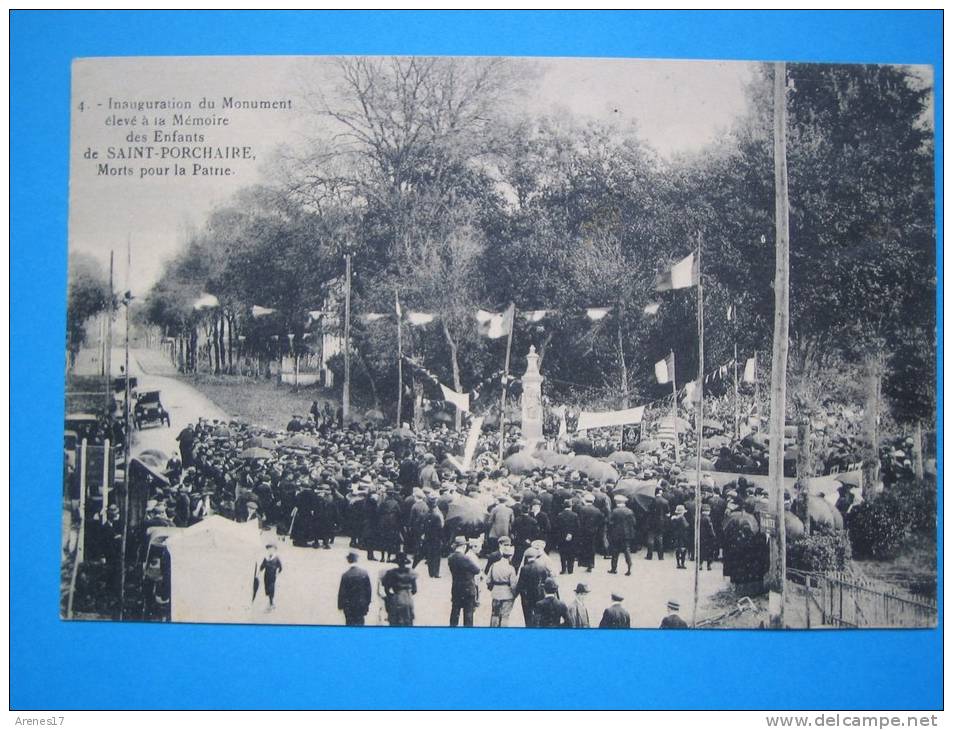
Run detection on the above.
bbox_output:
[607,450,637,465]
[567,454,600,472]
[284,434,319,450]
[504,451,542,474]
[247,435,276,450]
[534,450,572,467]
[634,439,663,453]
[137,448,169,464]
[212,426,231,438]
[445,495,488,538]
[432,411,453,424]
[365,408,386,422]
[614,480,657,511]
[583,461,619,483]
[570,438,593,455]
[239,447,273,460]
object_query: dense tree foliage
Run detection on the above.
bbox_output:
[143,59,935,435]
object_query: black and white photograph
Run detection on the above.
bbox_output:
[62,54,937,630]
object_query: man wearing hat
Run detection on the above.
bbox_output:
[534,577,571,628]
[671,504,691,569]
[598,593,631,628]
[554,500,580,575]
[414,494,445,578]
[660,599,688,629]
[576,492,604,573]
[645,486,669,561]
[607,494,638,576]
[515,547,551,628]
[485,494,514,555]
[486,539,519,627]
[566,582,591,628]
[337,551,372,626]
[419,453,440,490]
[447,536,482,627]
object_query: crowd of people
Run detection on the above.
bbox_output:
[118,402,819,627]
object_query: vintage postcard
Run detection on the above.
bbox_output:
[62,55,937,629]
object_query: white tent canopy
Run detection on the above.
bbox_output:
[164,516,263,623]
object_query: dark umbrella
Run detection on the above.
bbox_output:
[445,495,488,538]
[504,451,542,474]
[247,436,276,450]
[634,439,663,453]
[284,434,319,450]
[365,408,386,422]
[614,479,657,511]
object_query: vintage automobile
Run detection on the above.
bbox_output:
[134,390,171,430]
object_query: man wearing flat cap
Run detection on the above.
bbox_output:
[448,535,482,627]
[599,593,631,628]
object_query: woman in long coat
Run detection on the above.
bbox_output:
[698,504,718,570]
[290,484,317,547]
[381,555,418,626]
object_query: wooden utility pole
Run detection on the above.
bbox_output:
[670,351,679,463]
[769,61,792,627]
[497,304,515,461]
[342,252,352,422]
[396,291,403,428]
[105,251,114,418]
[692,234,704,628]
[119,237,131,620]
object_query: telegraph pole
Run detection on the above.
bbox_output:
[692,233,704,628]
[105,250,114,418]
[342,252,352,422]
[769,61,791,627]
[119,237,132,619]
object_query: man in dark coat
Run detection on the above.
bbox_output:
[645,487,669,560]
[313,487,340,549]
[699,504,717,570]
[576,493,604,572]
[290,484,316,547]
[660,599,688,628]
[515,548,551,628]
[534,577,571,628]
[599,593,631,628]
[447,536,481,627]
[414,496,444,578]
[510,504,540,568]
[176,425,195,468]
[554,503,580,575]
[337,551,372,625]
[607,494,638,575]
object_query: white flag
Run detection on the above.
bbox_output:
[406,312,436,326]
[192,293,220,310]
[654,252,699,291]
[655,352,675,384]
[585,307,610,321]
[744,355,757,384]
[683,379,700,403]
[251,305,277,319]
[476,305,514,339]
[643,302,661,316]
[307,310,326,323]
[461,416,485,471]
[440,383,470,412]
[522,309,550,323]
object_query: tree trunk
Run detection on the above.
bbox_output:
[913,421,924,480]
[617,316,628,408]
[226,314,234,374]
[862,350,884,496]
[412,379,424,431]
[218,314,226,374]
[796,417,813,535]
[443,321,463,431]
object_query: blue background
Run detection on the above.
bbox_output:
[11,10,943,710]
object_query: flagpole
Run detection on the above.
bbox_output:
[498,304,515,462]
[120,235,131,620]
[396,291,403,428]
[670,350,679,464]
[693,232,704,629]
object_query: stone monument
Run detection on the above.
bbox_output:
[520,345,544,443]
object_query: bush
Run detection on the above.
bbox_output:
[787,528,852,572]
[847,499,908,560]
[847,479,937,561]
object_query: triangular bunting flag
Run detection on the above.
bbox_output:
[251,305,277,319]
[654,252,699,292]
[440,383,470,412]
[476,304,514,339]
[643,302,661,316]
[406,312,436,326]
[585,307,611,321]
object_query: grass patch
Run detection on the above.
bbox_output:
[185,373,348,431]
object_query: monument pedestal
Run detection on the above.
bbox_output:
[520,345,544,448]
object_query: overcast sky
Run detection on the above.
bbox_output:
[68,56,759,292]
